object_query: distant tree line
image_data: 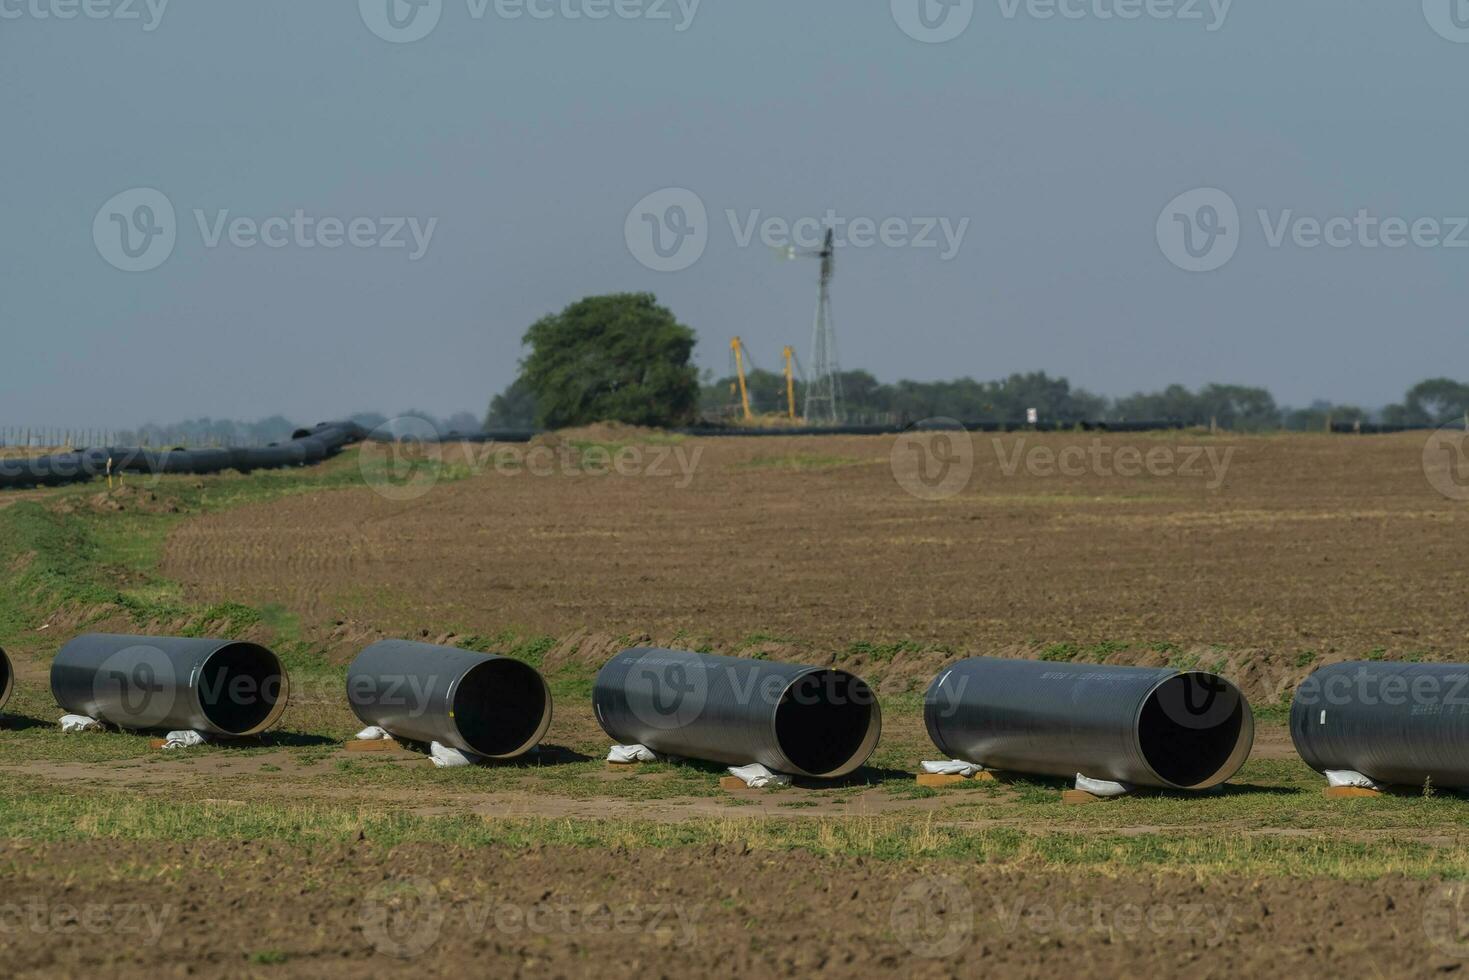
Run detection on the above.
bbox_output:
[695,371,1469,432]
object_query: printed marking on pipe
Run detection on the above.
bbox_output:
[1320,710,1327,724]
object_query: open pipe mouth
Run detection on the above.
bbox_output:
[773,670,882,778]
[452,658,553,759]
[197,642,289,736]
[1137,672,1253,789]
[0,646,11,712]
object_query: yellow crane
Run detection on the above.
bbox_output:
[730,336,754,422]
[730,337,801,425]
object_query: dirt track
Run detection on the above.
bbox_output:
[5,839,1465,979]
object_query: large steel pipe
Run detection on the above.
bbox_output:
[0,421,368,490]
[0,646,12,713]
[925,658,1254,790]
[1291,661,1469,789]
[347,641,552,759]
[52,634,289,736]
[592,648,882,779]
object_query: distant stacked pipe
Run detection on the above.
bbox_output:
[0,420,368,490]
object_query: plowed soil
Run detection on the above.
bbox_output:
[5,839,1466,979]
[13,430,1467,978]
[161,431,1469,699]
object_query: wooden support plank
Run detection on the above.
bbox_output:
[1061,788,1105,805]
[1324,785,1384,799]
[345,738,402,753]
[916,771,996,787]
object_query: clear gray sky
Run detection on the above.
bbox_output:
[3,1,1466,427]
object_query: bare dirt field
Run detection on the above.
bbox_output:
[2,429,1468,977]
[161,430,1469,698]
[5,839,1461,979]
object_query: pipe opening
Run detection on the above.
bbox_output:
[198,643,287,736]
[1138,673,1253,789]
[0,647,11,710]
[774,671,881,778]
[452,658,552,758]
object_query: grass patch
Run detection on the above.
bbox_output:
[0,783,1463,878]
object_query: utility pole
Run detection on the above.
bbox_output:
[788,228,843,424]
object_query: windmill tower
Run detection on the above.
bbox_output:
[791,229,843,424]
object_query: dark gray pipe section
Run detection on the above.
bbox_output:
[0,646,12,714]
[0,421,368,490]
[1290,661,1469,789]
[924,658,1254,790]
[347,641,552,759]
[51,633,288,736]
[592,648,882,779]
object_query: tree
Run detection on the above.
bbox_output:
[516,294,699,429]
[485,377,538,429]
[1404,378,1469,426]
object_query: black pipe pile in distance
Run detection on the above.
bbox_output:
[0,646,12,714]
[51,633,289,737]
[0,420,368,490]
[592,648,882,779]
[925,657,1254,790]
[1291,661,1469,789]
[347,640,552,759]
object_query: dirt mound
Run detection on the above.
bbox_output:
[544,628,652,671]
[545,421,667,446]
